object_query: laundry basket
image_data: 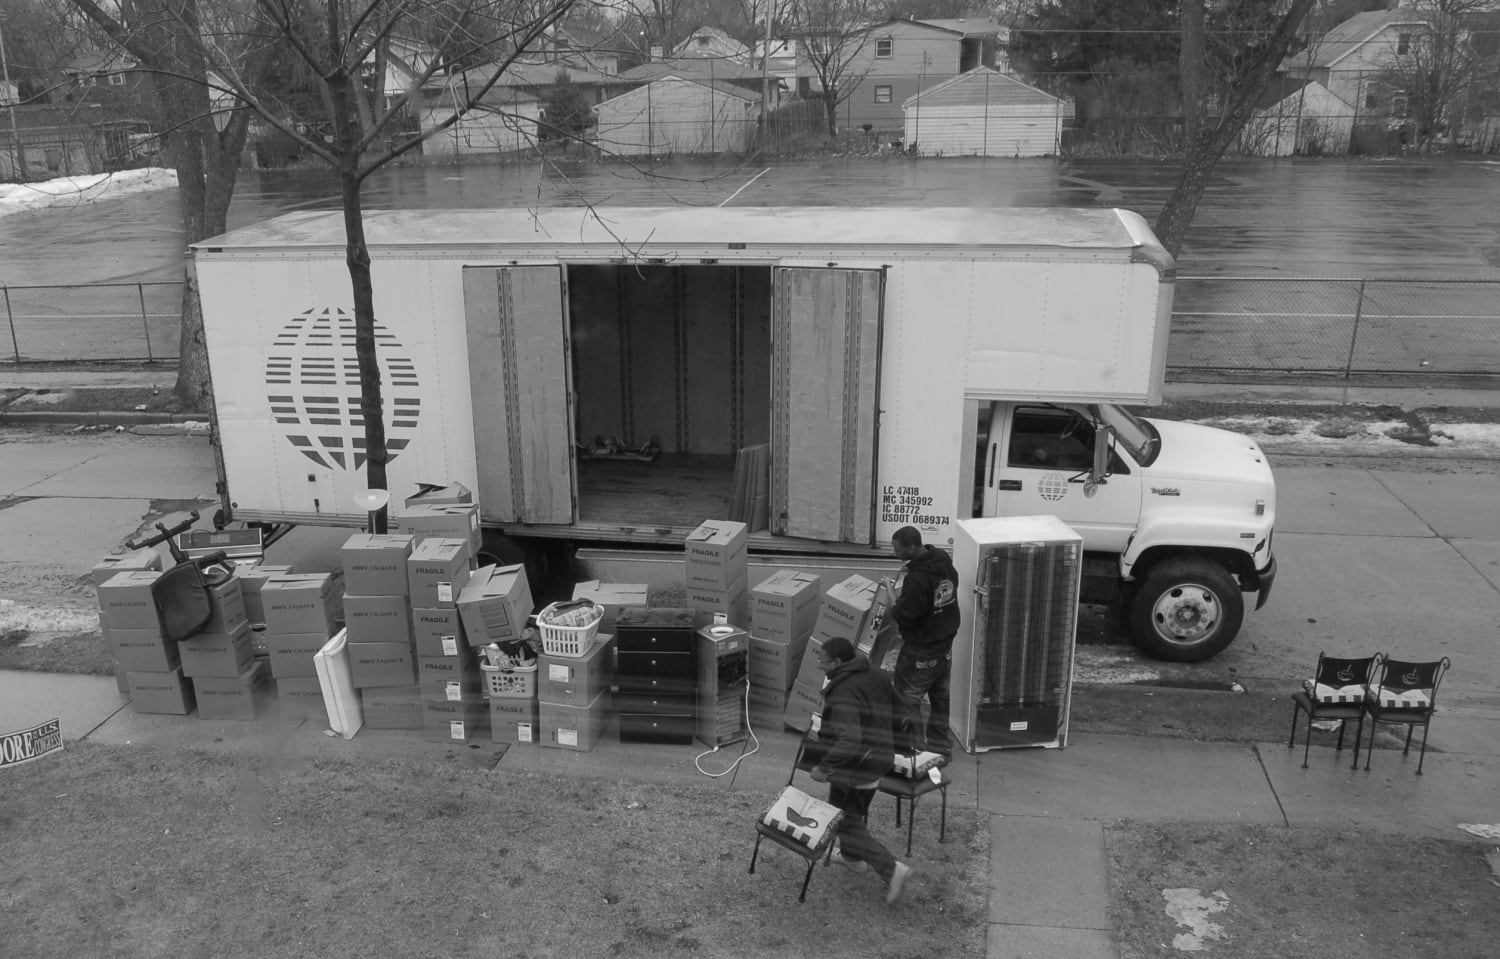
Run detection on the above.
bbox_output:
[536,600,603,658]
[481,661,537,699]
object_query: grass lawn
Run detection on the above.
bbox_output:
[0,742,990,959]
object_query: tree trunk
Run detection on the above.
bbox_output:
[1179,0,1206,146]
[823,87,838,137]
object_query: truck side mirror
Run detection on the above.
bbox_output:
[1085,425,1114,497]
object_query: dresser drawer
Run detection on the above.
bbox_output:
[618,711,695,744]
[617,691,694,715]
[616,650,694,680]
[617,674,696,697]
[615,608,696,655]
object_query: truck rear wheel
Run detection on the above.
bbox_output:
[1128,559,1243,663]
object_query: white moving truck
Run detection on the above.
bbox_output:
[192,206,1276,662]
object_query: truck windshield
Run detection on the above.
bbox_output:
[1094,404,1160,466]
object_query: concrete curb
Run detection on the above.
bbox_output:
[0,409,210,427]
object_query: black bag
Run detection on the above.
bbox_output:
[151,553,233,643]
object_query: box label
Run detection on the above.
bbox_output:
[518,723,533,743]
[558,727,578,747]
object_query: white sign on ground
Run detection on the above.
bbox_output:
[0,718,64,770]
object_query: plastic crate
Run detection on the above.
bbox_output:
[536,601,602,657]
[481,662,537,700]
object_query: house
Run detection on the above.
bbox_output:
[901,67,1067,156]
[541,20,633,75]
[1279,8,1433,121]
[419,63,625,158]
[1,80,18,106]
[620,58,768,97]
[671,26,752,63]
[594,76,760,156]
[798,16,1005,133]
[1241,78,1354,156]
[61,49,155,118]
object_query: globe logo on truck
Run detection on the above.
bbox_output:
[265,307,421,471]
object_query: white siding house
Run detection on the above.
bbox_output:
[901,68,1067,156]
[1241,78,1354,156]
[422,98,542,157]
[595,77,759,156]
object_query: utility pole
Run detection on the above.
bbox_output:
[759,1,773,140]
[0,12,27,183]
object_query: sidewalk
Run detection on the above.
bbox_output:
[4,668,1496,958]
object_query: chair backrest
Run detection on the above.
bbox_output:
[1377,657,1451,698]
[1313,652,1382,688]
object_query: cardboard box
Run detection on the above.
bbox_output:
[97,570,163,630]
[238,564,293,624]
[201,574,248,635]
[348,641,416,688]
[538,634,616,707]
[570,581,650,628]
[91,549,163,588]
[112,661,130,695]
[178,624,255,679]
[539,690,612,752]
[683,521,748,590]
[273,676,327,719]
[684,576,749,630]
[749,634,808,692]
[793,636,829,690]
[404,481,473,508]
[395,502,482,555]
[261,574,339,636]
[813,575,879,645]
[406,538,472,608]
[265,632,333,679]
[781,680,823,733]
[411,606,468,659]
[344,594,412,646]
[360,685,424,730]
[489,697,540,745]
[341,533,415,597]
[750,570,822,644]
[423,699,488,743]
[457,564,533,646]
[748,683,791,712]
[421,673,484,702]
[105,626,179,673]
[195,661,268,720]
[127,668,195,715]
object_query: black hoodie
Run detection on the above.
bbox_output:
[892,546,960,651]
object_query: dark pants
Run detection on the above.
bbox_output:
[894,644,953,757]
[828,781,896,881]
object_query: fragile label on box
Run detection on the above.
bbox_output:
[518,723,533,743]
[558,727,579,747]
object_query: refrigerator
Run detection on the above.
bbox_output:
[950,516,1084,752]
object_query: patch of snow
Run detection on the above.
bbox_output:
[0,168,178,219]
[1163,887,1230,951]
[0,598,100,637]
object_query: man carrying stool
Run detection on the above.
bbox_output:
[808,637,914,905]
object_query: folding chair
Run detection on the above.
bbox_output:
[876,748,950,856]
[1361,656,1451,775]
[748,734,840,903]
[1287,651,1382,769]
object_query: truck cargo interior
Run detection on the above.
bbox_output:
[567,264,773,531]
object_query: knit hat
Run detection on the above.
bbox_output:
[821,637,856,664]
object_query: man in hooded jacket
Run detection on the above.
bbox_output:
[808,636,914,905]
[890,525,960,758]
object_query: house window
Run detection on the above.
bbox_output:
[1365,93,1380,110]
[875,38,893,58]
[108,73,125,86]
[1397,33,1410,55]
[874,85,892,104]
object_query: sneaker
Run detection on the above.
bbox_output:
[829,849,868,873]
[885,861,913,904]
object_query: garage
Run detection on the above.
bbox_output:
[902,67,1069,158]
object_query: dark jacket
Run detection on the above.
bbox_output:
[813,654,903,786]
[892,546,960,651]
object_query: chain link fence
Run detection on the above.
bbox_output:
[1,277,1496,377]
[1,282,183,364]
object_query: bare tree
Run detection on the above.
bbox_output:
[790,0,876,136]
[1154,0,1318,258]
[69,0,266,409]
[1372,0,1494,153]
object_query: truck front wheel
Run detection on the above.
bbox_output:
[1128,559,1244,662]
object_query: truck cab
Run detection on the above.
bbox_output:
[973,401,1277,661]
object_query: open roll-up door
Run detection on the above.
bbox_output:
[771,267,884,543]
[462,266,574,525]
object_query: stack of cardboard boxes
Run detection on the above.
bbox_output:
[176,570,267,720]
[455,562,533,742]
[782,574,882,732]
[682,521,749,628]
[745,570,821,717]
[93,550,164,696]
[340,532,423,731]
[410,538,481,741]
[535,628,617,753]
[259,571,342,716]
